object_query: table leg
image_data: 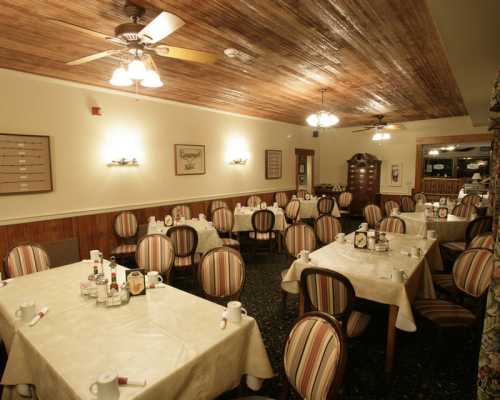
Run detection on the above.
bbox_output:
[385,305,398,378]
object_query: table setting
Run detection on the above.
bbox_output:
[292,194,341,219]
[232,202,287,232]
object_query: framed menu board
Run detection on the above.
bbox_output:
[265,149,282,179]
[0,133,53,195]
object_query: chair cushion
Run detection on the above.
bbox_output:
[111,244,137,255]
[414,299,476,328]
[249,231,276,240]
[441,241,466,252]
[432,274,459,294]
[346,311,371,338]
[280,269,299,294]
[221,238,240,248]
[174,253,200,268]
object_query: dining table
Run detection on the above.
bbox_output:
[282,232,441,377]
[0,261,273,400]
[296,196,341,219]
[399,211,470,242]
[232,206,287,233]
[147,218,223,254]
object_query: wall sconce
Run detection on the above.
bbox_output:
[230,157,248,166]
[107,158,139,167]
[226,137,250,166]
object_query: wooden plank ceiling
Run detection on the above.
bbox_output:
[0,0,466,126]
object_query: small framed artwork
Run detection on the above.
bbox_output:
[389,163,402,187]
[265,149,282,179]
[354,231,368,249]
[438,207,448,219]
[175,144,205,175]
[125,269,146,296]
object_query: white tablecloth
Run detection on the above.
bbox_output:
[282,233,439,332]
[148,219,223,254]
[296,198,341,219]
[233,207,286,232]
[0,262,273,400]
[399,212,469,242]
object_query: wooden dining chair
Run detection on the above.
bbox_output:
[461,194,482,207]
[110,211,138,265]
[284,199,301,224]
[400,196,415,212]
[362,204,383,228]
[441,216,492,254]
[314,215,342,246]
[172,204,192,220]
[296,189,309,199]
[212,207,240,249]
[198,247,246,302]
[384,200,400,217]
[135,234,175,283]
[413,192,427,203]
[451,203,477,219]
[338,191,353,216]
[317,196,335,216]
[167,225,199,280]
[379,217,406,234]
[250,209,276,253]
[4,243,50,278]
[209,199,229,217]
[247,195,262,207]
[467,232,495,251]
[274,191,289,208]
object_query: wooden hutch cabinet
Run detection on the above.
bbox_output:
[347,153,381,215]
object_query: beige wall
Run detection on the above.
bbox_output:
[0,69,318,224]
[318,116,489,195]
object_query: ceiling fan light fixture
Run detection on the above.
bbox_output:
[140,70,164,88]
[127,58,147,80]
[109,67,133,86]
[372,132,391,141]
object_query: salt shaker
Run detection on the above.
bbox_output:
[120,283,130,304]
[96,276,108,304]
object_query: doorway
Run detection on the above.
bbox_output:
[295,148,315,193]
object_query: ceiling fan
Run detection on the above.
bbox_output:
[351,115,404,133]
[49,1,217,86]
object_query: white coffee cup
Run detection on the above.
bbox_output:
[225,301,247,324]
[148,216,156,224]
[147,271,163,286]
[335,233,346,243]
[199,213,205,220]
[236,202,241,209]
[90,250,103,262]
[426,230,437,240]
[273,202,278,208]
[15,301,36,323]
[392,269,408,284]
[89,371,120,400]
[359,222,368,231]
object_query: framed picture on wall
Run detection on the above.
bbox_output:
[174,144,205,175]
[390,163,402,186]
[265,149,282,179]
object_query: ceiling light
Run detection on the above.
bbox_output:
[372,132,391,141]
[140,70,164,88]
[428,149,439,155]
[128,58,147,80]
[306,89,340,128]
[109,67,133,86]
[445,145,455,151]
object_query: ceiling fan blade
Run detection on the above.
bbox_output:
[154,45,217,64]
[66,50,122,66]
[139,11,185,44]
[48,19,112,41]
[351,127,371,133]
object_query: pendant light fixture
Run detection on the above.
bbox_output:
[109,53,164,88]
[306,89,340,128]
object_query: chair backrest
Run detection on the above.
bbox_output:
[400,196,415,212]
[135,234,174,274]
[315,215,342,245]
[275,191,289,208]
[462,194,482,207]
[167,225,198,257]
[301,268,354,320]
[384,200,400,217]
[297,189,309,199]
[465,217,492,244]
[283,312,346,400]
[210,199,229,216]
[5,243,50,278]
[114,211,138,239]
[284,222,317,257]
[468,233,494,251]
[317,196,335,215]
[198,247,245,300]
[338,192,353,208]
[363,204,383,228]
[285,199,301,221]
[452,203,477,219]
[172,204,192,220]
[251,209,275,233]
[212,207,234,233]
[247,195,262,207]
[413,192,426,203]
[379,217,406,234]
[452,249,493,298]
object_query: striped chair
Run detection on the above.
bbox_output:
[274,191,289,209]
[433,248,494,298]
[4,243,50,278]
[285,199,301,223]
[172,204,192,220]
[414,192,427,203]
[110,211,138,259]
[452,203,477,219]
[301,268,371,339]
[461,194,482,207]
[296,189,309,199]
[384,200,400,217]
[167,226,199,276]
[250,209,275,239]
[198,247,245,301]
[209,199,229,216]
[315,215,342,246]
[379,217,406,234]
[468,232,495,250]
[363,204,383,228]
[338,192,353,215]
[135,234,174,282]
[283,312,346,400]
[247,195,262,207]
[212,207,240,249]
[400,196,415,212]
[317,196,335,216]
[441,216,492,253]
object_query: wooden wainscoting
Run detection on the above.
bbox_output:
[0,190,295,266]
